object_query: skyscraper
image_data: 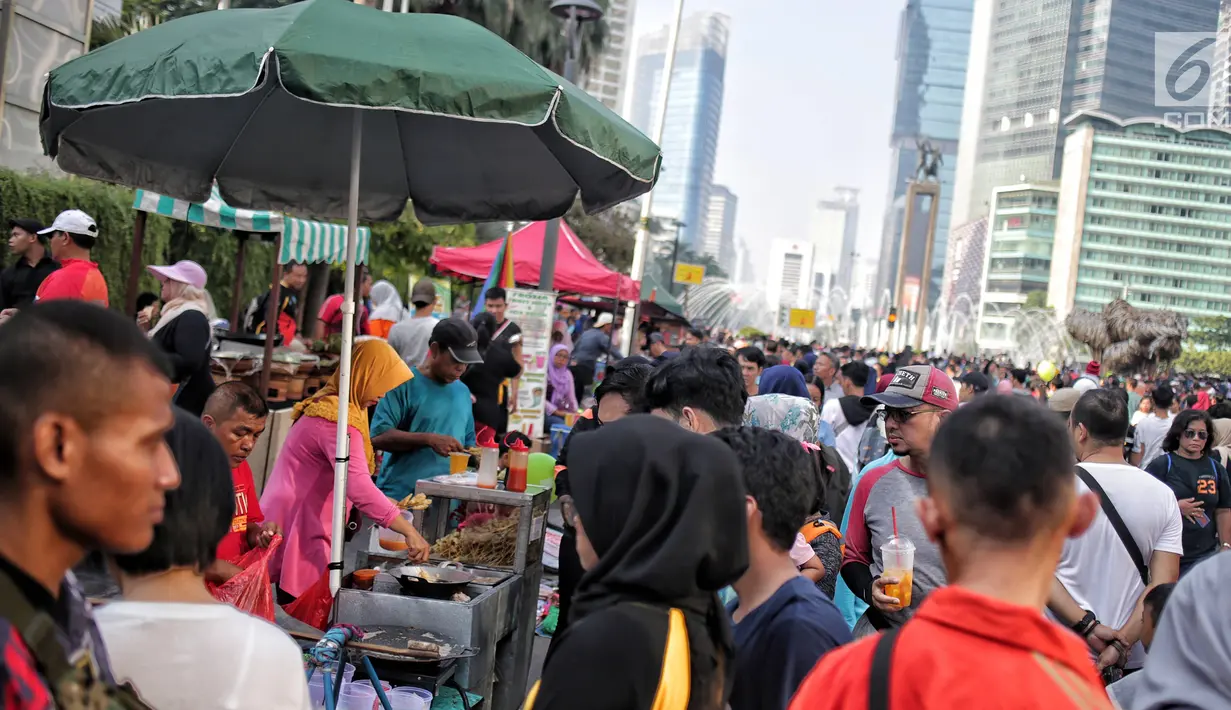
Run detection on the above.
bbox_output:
[874,0,975,315]
[585,0,638,114]
[812,187,860,300]
[704,185,738,274]
[951,0,1221,228]
[629,12,730,251]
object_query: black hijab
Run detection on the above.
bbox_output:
[567,415,749,704]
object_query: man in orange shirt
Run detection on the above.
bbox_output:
[35,210,108,306]
[791,395,1115,710]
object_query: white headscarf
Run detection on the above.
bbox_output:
[368,280,405,323]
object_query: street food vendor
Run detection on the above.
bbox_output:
[201,382,283,584]
[372,318,482,500]
[261,340,430,602]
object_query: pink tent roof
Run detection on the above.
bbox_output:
[430,221,639,301]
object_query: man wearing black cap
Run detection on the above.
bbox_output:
[0,218,58,311]
[372,318,484,500]
[957,372,989,405]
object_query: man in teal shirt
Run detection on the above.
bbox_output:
[372,318,480,500]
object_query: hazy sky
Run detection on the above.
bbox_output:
[629,0,902,274]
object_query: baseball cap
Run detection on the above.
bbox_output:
[862,365,958,412]
[410,277,437,306]
[8,218,44,236]
[39,209,98,238]
[958,371,990,393]
[147,260,207,289]
[595,312,614,328]
[1048,387,1083,415]
[430,318,483,365]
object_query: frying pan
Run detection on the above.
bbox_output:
[389,562,474,599]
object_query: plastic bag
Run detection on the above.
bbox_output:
[282,569,335,631]
[208,535,281,621]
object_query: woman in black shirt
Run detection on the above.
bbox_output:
[462,311,522,436]
[140,261,215,415]
[1145,409,1231,576]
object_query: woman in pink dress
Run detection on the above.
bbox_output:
[261,340,431,601]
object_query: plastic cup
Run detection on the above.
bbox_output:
[307,676,326,708]
[449,451,470,475]
[338,686,376,710]
[880,536,916,608]
[390,687,433,709]
[563,412,577,428]
[384,692,425,710]
[321,662,356,685]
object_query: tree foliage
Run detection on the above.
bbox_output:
[1176,349,1231,376]
[566,202,636,272]
[1024,290,1049,310]
[93,0,610,78]
[1188,316,1231,350]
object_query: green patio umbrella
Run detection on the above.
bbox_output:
[40,0,660,224]
[39,0,660,600]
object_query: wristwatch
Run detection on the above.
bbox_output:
[1072,610,1098,637]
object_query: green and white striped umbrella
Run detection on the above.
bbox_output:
[133,185,369,264]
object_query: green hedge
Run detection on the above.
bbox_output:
[0,169,280,317]
[0,170,476,318]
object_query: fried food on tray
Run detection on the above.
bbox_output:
[397,492,431,511]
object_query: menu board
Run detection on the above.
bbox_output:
[505,288,557,438]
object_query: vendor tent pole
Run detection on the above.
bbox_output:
[125,211,147,316]
[229,234,247,330]
[259,244,284,400]
[329,109,363,596]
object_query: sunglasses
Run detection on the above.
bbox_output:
[1183,429,1208,441]
[885,407,942,424]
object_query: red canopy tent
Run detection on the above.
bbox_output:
[430,221,638,300]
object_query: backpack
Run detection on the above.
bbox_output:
[812,443,851,528]
[800,516,844,598]
[0,568,152,710]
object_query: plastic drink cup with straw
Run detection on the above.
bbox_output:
[881,507,916,608]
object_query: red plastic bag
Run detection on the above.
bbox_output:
[209,535,281,621]
[282,569,335,631]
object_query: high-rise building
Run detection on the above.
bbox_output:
[733,239,755,283]
[951,0,1221,229]
[704,185,738,274]
[874,0,975,315]
[1048,112,1231,322]
[1213,0,1231,114]
[585,0,638,114]
[974,184,1059,351]
[940,216,988,316]
[0,0,95,170]
[629,12,730,251]
[812,187,860,300]
[766,239,815,317]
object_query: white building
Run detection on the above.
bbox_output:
[586,0,637,114]
[766,239,815,332]
[703,185,738,274]
[811,187,860,301]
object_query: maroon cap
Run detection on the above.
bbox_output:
[862,365,958,412]
[876,373,894,394]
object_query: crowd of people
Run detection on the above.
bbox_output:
[4,252,1231,710]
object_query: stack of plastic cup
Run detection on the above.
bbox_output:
[349,679,392,694]
[382,691,425,710]
[321,662,356,685]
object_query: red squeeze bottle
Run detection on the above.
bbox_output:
[505,434,530,493]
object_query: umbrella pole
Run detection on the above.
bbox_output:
[329,109,363,596]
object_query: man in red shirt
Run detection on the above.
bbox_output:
[34,210,108,306]
[314,266,372,339]
[201,382,281,582]
[791,395,1114,710]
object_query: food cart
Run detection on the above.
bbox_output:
[341,481,551,710]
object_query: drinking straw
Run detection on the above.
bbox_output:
[891,507,898,539]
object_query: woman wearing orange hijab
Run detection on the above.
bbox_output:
[261,340,430,601]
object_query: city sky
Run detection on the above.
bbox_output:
[629,0,901,279]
